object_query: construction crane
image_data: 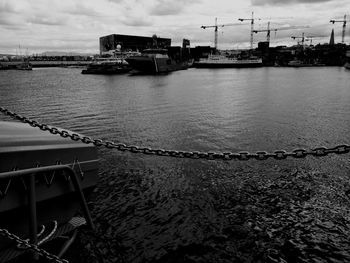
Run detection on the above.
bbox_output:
[253,22,277,43]
[238,12,261,49]
[291,33,306,48]
[330,14,347,44]
[291,33,324,47]
[201,18,242,50]
[304,35,325,45]
[253,22,310,44]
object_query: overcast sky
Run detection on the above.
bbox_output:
[0,0,349,54]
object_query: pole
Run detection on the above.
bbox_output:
[214,17,218,50]
[250,12,254,50]
[342,14,346,44]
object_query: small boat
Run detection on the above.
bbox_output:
[0,121,98,262]
[82,58,131,74]
[287,60,325,67]
[193,54,263,68]
[0,63,10,70]
[16,61,32,70]
[287,60,313,67]
[125,49,190,74]
[0,61,32,70]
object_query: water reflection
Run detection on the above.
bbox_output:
[1,67,350,262]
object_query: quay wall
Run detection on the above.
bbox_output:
[1,61,90,68]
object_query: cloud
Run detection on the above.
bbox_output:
[251,0,332,5]
[65,3,101,17]
[107,0,124,3]
[149,0,199,16]
[27,16,66,26]
[0,16,15,26]
[150,1,184,15]
[121,15,153,27]
[0,1,17,13]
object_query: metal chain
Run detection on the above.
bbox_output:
[1,106,349,161]
[0,228,69,263]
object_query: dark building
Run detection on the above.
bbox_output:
[99,34,171,55]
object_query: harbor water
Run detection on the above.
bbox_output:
[1,67,350,262]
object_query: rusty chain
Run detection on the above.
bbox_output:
[0,228,69,263]
[1,106,349,161]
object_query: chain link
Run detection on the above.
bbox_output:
[0,228,68,263]
[1,107,349,161]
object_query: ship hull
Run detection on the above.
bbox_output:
[126,56,188,74]
[81,61,131,75]
[81,66,131,74]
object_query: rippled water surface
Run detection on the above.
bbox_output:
[1,67,349,151]
[1,67,350,262]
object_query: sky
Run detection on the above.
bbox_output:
[0,0,349,54]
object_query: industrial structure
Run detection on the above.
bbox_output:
[253,22,277,44]
[330,15,347,44]
[200,18,242,50]
[99,34,171,55]
[291,33,306,47]
[238,12,261,50]
[253,22,310,46]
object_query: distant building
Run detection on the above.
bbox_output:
[99,34,171,55]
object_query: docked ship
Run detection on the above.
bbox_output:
[287,60,313,67]
[193,54,263,68]
[81,57,131,74]
[0,60,32,70]
[125,48,191,74]
[16,60,32,70]
[287,60,325,67]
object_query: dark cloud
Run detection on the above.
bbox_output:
[251,0,332,6]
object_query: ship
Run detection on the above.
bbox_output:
[193,54,263,68]
[125,49,190,74]
[16,60,32,70]
[287,60,325,67]
[81,57,131,74]
[0,60,32,71]
[287,60,313,67]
